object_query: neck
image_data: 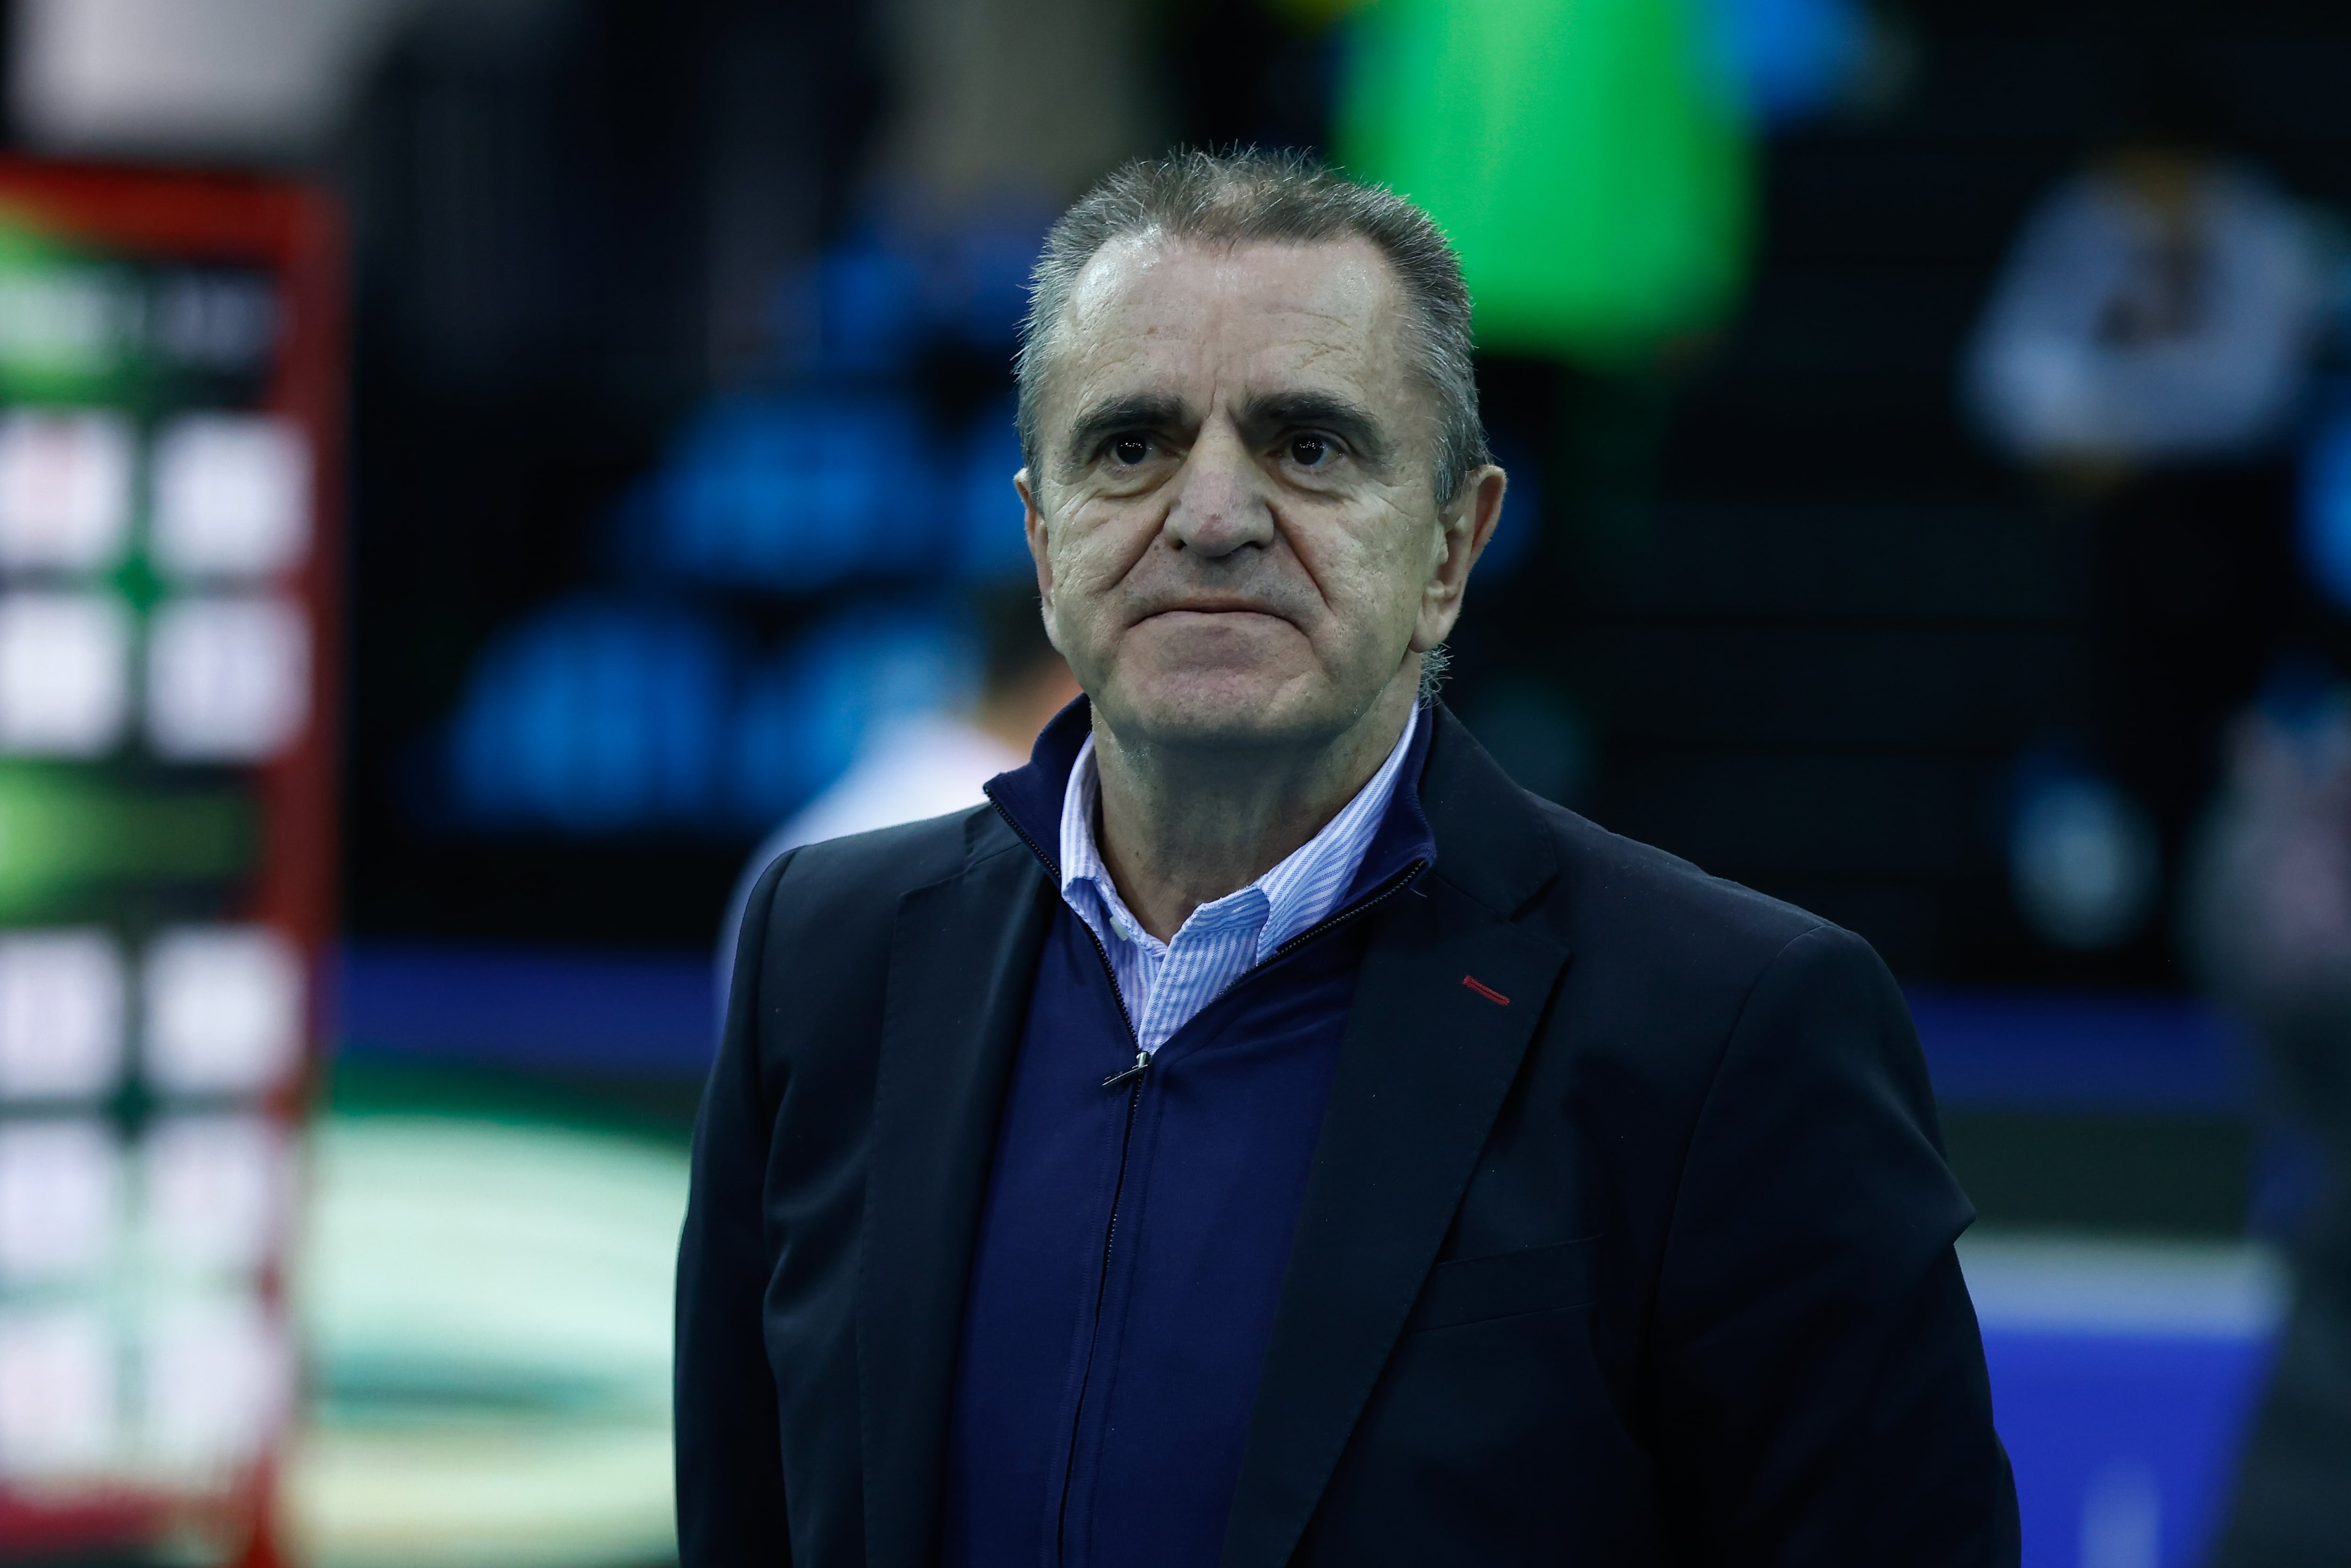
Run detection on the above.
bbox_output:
[1090,678,1416,942]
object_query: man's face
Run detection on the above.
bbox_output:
[1019,235,1498,755]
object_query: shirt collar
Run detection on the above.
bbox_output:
[988,694,1436,885]
[1044,705,1421,962]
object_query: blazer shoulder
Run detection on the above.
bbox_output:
[753,803,1018,951]
[1420,709,1840,977]
[1523,792,1849,973]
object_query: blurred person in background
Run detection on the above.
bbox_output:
[677,149,2015,1567]
[716,588,1078,988]
[1331,0,1761,801]
[1964,48,2339,955]
[872,0,1162,205]
[2185,676,2351,1563]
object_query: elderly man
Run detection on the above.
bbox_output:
[678,151,2018,1567]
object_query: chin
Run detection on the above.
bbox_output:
[1105,666,1343,751]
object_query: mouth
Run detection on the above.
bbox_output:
[1138,600,1291,623]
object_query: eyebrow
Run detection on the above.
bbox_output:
[1058,387,1398,479]
[1236,389,1394,469]
[1060,393,1194,476]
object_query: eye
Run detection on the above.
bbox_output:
[1108,434,1151,466]
[1288,433,1335,468]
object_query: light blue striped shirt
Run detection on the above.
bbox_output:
[1057,706,1420,1055]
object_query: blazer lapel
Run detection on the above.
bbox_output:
[858,824,1057,1568]
[1220,711,1573,1568]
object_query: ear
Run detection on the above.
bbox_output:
[1410,463,1507,653]
[1017,467,1054,609]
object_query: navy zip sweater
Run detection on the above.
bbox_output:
[939,706,1436,1568]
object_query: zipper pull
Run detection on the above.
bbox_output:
[1101,1049,1148,1090]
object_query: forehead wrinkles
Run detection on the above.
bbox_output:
[1047,235,1413,414]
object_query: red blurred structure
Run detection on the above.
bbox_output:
[0,161,340,1568]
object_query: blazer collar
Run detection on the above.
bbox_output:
[1412,701,1561,918]
[1219,709,1572,1568]
[857,830,1056,1568]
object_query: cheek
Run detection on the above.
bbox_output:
[1048,531,1119,607]
[1037,503,1097,581]
[1040,523,1126,652]
[1303,512,1428,625]
[1051,498,1157,595]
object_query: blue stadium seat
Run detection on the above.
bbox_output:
[727,604,978,826]
[631,392,943,592]
[951,401,1034,583]
[445,594,742,833]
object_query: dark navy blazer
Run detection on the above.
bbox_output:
[676,705,2020,1566]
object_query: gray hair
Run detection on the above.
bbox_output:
[1016,148,1489,506]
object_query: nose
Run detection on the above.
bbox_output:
[1163,422,1275,559]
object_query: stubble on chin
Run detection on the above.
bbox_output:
[1096,648,1374,758]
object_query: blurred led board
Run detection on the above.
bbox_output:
[0,162,340,1568]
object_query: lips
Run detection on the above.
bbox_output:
[1120,571,1313,632]
[1135,604,1298,639]
[1131,588,1302,620]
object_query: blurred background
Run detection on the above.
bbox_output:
[0,0,2349,1563]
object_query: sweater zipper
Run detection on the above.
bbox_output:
[1264,856,1428,964]
[988,795,1148,1564]
[988,795,1426,1562]
[1057,1050,1145,1560]
[1060,908,1144,1559]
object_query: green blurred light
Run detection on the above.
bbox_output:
[1335,0,1752,366]
[0,206,145,404]
[0,764,255,915]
